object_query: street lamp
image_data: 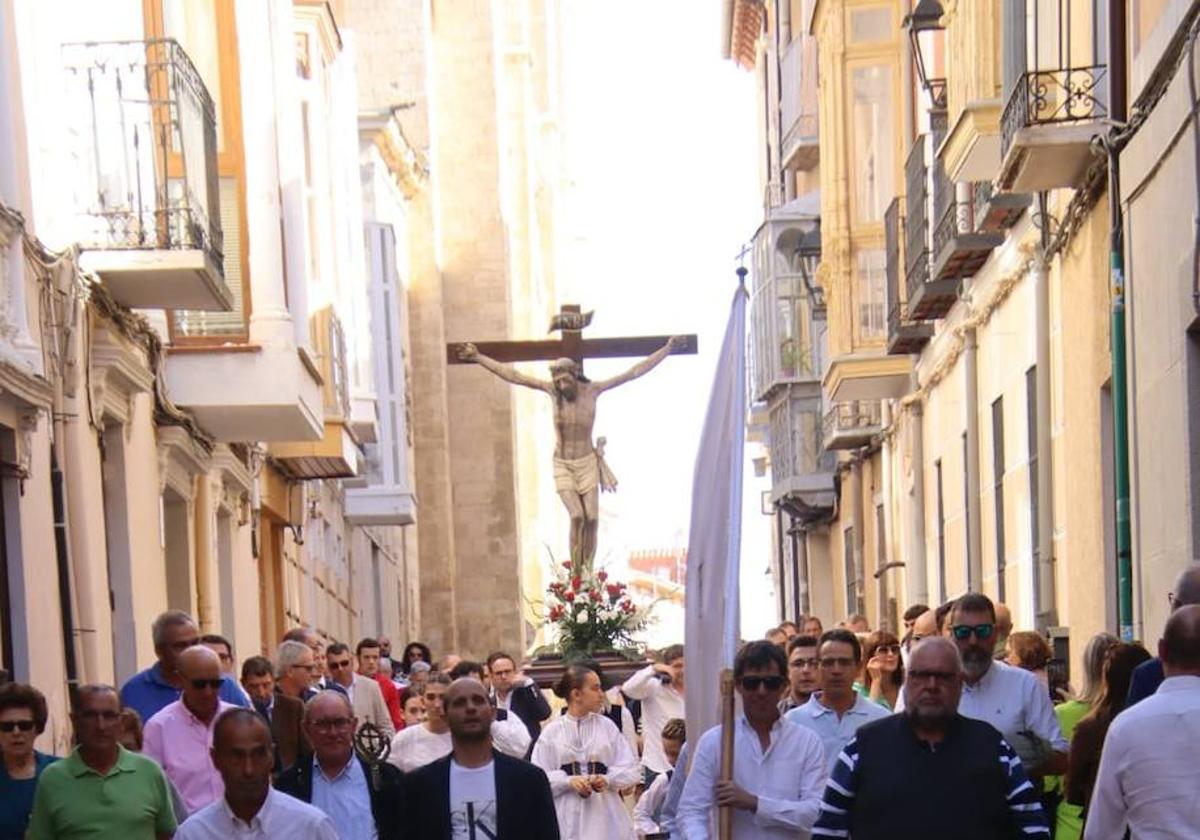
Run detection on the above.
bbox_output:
[905,0,946,110]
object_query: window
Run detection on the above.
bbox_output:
[850,64,895,222]
[850,7,892,43]
[844,526,863,617]
[992,397,1007,601]
[857,249,887,339]
[148,0,251,341]
[936,459,947,602]
[1027,366,1039,565]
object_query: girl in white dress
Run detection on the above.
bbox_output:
[532,665,640,840]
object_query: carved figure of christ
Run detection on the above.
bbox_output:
[455,334,687,572]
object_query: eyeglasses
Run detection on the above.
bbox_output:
[789,657,820,670]
[819,657,856,669]
[738,675,786,692]
[309,717,354,731]
[190,679,224,690]
[327,660,353,671]
[872,645,901,656]
[291,663,317,671]
[951,623,994,641]
[908,669,959,683]
[0,720,35,733]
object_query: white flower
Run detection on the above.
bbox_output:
[577,609,589,623]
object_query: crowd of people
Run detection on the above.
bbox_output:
[0,565,1198,838]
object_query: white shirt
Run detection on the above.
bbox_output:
[1083,675,1200,840]
[621,665,685,773]
[633,770,672,834]
[896,660,1068,751]
[386,718,531,773]
[677,715,827,840]
[450,759,498,840]
[174,787,339,840]
[785,693,892,772]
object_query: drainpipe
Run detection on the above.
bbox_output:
[880,400,893,626]
[1032,245,1057,630]
[797,527,810,618]
[851,457,866,615]
[906,399,929,607]
[1107,0,1134,641]
[964,326,983,591]
[790,518,804,622]
[776,506,787,620]
[194,477,216,633]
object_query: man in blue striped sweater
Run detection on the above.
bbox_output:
[812,636,1049,840]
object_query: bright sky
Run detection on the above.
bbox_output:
[555,2,777,638]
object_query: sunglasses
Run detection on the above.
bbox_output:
[190,679,224,690]
[951,623,994,641]
[327,660,353,671]
[738,675,786,692]
[0,720,35,733]
[873,645,900,656]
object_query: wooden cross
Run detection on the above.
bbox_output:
[445,304,698,366]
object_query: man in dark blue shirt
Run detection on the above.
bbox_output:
[120,610,249,724]
[813,637,1049,840]
[1125,564,1200,709]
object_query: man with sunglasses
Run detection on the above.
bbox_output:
[120,611,249,725]
[677,640,826,839]
[812,637,1050,839]
[898,593,1067,777]
[27,685,177,840]
[786,629,890,770]
[143,645,237,813]
[325,643,395,739]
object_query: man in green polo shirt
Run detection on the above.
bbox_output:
[27,684,176,839]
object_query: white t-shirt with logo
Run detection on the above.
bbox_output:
[449,759,497,840]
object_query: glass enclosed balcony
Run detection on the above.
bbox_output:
[749,194,827,404]
[885,196,932,356]
[63,39,231,312]
[767,388,836,518]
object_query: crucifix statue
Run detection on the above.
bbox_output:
[449,305,697,572]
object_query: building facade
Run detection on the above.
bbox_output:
[0,0,419,745]
[731,0,1186,678]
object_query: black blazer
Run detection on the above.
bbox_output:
[404,750,560,840]
[274,755,405,840]
[500,682,552,745]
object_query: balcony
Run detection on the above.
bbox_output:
[931,185,1002,285]
[767,387,836,522]
[345,222,418,526]
[885,197,932,356]
[998,66,1108,193]
[972,180,1030,233]
[822,400,883,451]
[64,40,232,312]
[780,36,819,171]
[271,308,361,479]
[749,193,826,403]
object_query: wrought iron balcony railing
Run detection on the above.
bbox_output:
[64,39,223,269]
[821,400,883,445]
[1000,65,1108,162]
[903,135,930,305]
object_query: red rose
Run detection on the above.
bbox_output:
[564,591,575,602]
[550,606,564,621]
[562,561,573,569]
[597,571,608,582]
[589,590,602,602]
[571,576,582,590]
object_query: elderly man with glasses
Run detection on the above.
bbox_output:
[896,593,1067,778]
[786,629,890,771]
[143,645,237,814]
[812,637,1050,839]
[677,640,826,839]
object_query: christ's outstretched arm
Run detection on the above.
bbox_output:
[594,335,687,393]
[456,342,552,392]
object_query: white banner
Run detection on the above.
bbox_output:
[684,281,747,744]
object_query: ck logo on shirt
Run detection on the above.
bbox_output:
[451,800,498,840]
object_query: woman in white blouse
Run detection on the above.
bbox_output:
[387,672,531,772]
[531,665,640,840]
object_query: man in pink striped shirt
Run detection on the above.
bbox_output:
[144,645,236,813]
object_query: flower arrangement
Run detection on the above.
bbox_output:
[545,562,651,658]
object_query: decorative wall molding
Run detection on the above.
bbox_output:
[90,323,154,426]
[157,425,211,500]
